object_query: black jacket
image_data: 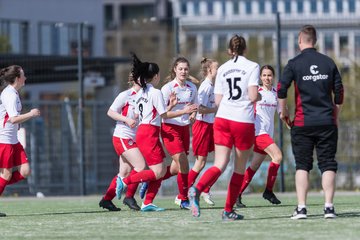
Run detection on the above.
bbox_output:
[277,48,344,127]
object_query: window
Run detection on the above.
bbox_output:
[222,0,226,16]
[203,34,212,54]
[324,33,333,56]
[104,4,114,30]
[271,0,277,14]
[310,0,317,13]
[233,0,239,15]
[281,35,288,60]
[0,19,28,54]
[349,0,356,13]
[355,35,360,58]
[259,0,265,14]
[207,1,214,15]
[218,35,227,51]
[284,0,291,13]
[336,0,343,13]
[245,0,252,14]
[180,1,187,15]
[296,0,304,13]
[194,0,200,15]
[339,35,348,57]
[323,0,330,13]
[39,22,93,56]
[186,35,197,55]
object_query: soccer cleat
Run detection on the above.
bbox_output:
[324,207,336,219]
[263,189,281,205]
[140,203,165,212]
[180,200,191,210]
[99,198,121,211]
[115,176,127,200]
[222,210,244,221]
[0,212,6,217]
[139,182,148,199]
[236,195,246,208]
[188,186,200,217]
[174,195,181,206]
[201,192,215,206]
[123,197,141,211]
[290,207,307,220]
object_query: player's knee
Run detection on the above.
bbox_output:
[21,168,31,178]
[0,169,12,181]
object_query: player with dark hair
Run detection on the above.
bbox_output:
[236,65,283,208]
[0,65,41,217]
[188,35,260,220]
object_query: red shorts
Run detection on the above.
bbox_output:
[192,120,214,157]
[161,123,190,156]
[136,124,165,166]
[253,134,274,155]
[0,142,28,168]
[112,137,138,156]
[213,117,255,150]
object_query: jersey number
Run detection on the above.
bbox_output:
[138,103,143,122]
[226,77,242,100]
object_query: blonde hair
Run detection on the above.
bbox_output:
[200,57,217,79]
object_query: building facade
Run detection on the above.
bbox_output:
[0,0,104,56]
[170,0,360,66]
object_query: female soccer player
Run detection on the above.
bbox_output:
[188,35,260,220]
[99,73,144,211]
[116,53,197,211]
[160,57,198,209]
[188,57,218,206]
[0,65,41,217]
[236,65,283,208]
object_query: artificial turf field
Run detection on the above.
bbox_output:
[1,192,360,240]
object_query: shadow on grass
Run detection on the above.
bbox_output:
[6,210,112,217]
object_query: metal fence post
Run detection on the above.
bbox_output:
[78,22,86,195]
[276,12,285,192]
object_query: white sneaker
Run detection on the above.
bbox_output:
[174,196,181,206]
[201,192,215,206]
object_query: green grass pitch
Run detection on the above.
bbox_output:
[1,192,360,240]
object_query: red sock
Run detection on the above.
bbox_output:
[239,167,256,195]
[188,169,199,187]
[126,170,140,198]
[177,172,189,200]
[7,171,25,185]
[266,162,280,191]
[195,166,221,193]
[103,175,117,200]
[224,172,244,212]
[161,166,174,181]
[0,177,8,195]
[144,179,162,205]
[123,170,156,185]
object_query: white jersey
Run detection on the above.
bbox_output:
[255,87,280,137]
[214,56,259,123]
[196,78,215,123]
[109,87,138,140]
[135,83,167,127]
[161,79,198,126]
[0,85,21,144]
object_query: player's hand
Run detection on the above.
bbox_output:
[183,104,198,114]
[126,118,137,128]
[189,112,196,123]
[168,92,178,107]
[30,108,40,117]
